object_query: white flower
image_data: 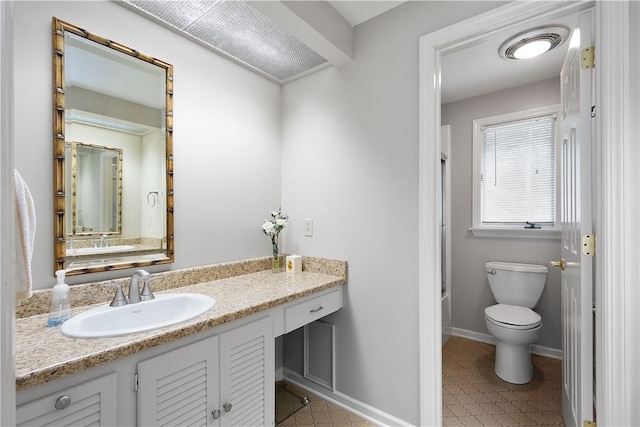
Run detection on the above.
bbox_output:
[262,208,288,239]
[262,221,275,235]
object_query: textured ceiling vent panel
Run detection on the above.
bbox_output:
[123,0,328,82]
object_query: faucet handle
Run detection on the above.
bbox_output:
[101,282,128,307]
[140,275,157,302]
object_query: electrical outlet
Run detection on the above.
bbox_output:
[304,219,313,236]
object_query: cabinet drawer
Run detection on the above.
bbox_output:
[16,372,117,427]
[284,288,342,333]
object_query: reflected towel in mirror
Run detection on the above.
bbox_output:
[14,169,36,301]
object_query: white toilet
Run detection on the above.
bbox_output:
[484,261,548,384]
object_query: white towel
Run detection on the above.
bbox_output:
[15,169,36,301]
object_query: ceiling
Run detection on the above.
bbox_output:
[325,1,579,104]
[115,1,579,103]
[327,1,406,27]
[440,10,580,104]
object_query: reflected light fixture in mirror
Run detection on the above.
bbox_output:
[499,26,569,60]
[53,17,175,276]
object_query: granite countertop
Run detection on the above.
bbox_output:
[16,268,345,392]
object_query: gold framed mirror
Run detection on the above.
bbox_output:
[65,141,123,236]
[53,17,174,275]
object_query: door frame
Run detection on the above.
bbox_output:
[594,1,639,425]
[418,1,634,425]
[0,1,16,426]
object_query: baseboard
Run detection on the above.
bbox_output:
[451,327,496,345]
[282,368,412,427]
[531,343,562,360]
[451,327,562,360]
[275,366,284,382]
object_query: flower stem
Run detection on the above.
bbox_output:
[271,235,278,259]
[271,235,280,273]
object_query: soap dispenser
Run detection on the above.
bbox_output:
[47,269,71,327]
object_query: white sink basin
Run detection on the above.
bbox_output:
[67,245,136,256]
[61,293,216,338]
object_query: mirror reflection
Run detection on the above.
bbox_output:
[53,17,174,275]
[65,141,122,236]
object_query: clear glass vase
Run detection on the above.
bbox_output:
[271,237,280,273]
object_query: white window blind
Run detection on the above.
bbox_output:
[480,114,556,226]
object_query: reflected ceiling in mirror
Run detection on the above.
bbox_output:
[53,17,174,276]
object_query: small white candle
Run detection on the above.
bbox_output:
[286,254,302,274]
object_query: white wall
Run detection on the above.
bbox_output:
[13,1,282,289]
[141,129,165,239]
[441,77,562,350]
[280,2,503,424]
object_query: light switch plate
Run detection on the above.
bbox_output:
[304,219,313,236]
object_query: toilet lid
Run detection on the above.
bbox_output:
[485,304,541,328]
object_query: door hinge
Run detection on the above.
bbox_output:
[582,234,596,256]
[581,46,595,69]
[584,420,596,427]
[133,372,139,392]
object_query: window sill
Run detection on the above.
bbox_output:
[469,228,561,240]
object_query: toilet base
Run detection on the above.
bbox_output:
[494,341,533,384]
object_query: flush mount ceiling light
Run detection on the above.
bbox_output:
[119,0,328,82]
[499,26,569,60]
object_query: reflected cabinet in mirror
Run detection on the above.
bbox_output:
[53,17,174,275]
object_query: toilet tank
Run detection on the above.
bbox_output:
[485,261,548,308]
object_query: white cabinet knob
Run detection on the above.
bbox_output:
[54,395,71,410]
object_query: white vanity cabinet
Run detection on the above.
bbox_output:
[17,285,343,426]
[16,372,118,426]
[137,317,274,426]
[137,336,219,426]
[284,287,342,334]
[218,317,274,426]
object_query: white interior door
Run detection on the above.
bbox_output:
[558,9,594,427]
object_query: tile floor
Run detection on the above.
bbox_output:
[443,336,565,426]
[276,381,377,427]
[277,336,564,426]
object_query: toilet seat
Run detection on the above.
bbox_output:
[485,304,541,330]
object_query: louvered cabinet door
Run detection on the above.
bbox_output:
[219,317,274,427]
[137,336,220,427]
[16,372,117,426]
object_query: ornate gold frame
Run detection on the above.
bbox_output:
[53,17,174,275]
[66,141,123,236]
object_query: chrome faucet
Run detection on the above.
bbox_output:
[129,269,155,304]
[98,234,109,247]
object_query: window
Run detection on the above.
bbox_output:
[472,105,560,237]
